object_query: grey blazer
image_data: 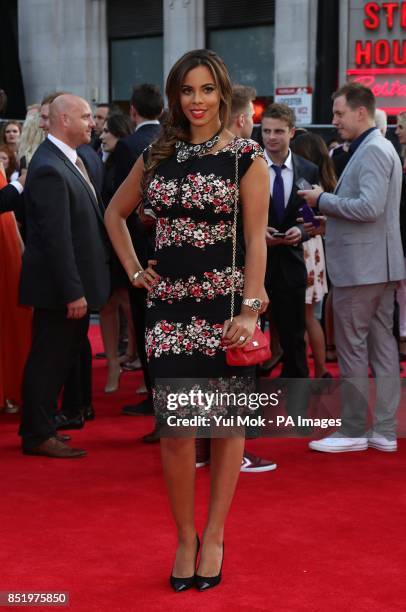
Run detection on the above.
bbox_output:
[319,129,405,287]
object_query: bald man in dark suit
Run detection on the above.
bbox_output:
[19,94,110,458]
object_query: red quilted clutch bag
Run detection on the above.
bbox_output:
[226,327,271,367]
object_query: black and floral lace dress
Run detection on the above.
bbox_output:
[144,137,263,423]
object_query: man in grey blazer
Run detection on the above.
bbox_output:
[299,83,405,453]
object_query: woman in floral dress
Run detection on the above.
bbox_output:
[106,49,269,591]
[291,132,335,377]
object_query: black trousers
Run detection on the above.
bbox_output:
[269,284,308,378]
[61,335,92,416]
[20,308,89,449]
[128,286,152,395]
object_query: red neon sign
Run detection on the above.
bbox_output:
[347,68,406,74]
[363,1,406,29]
[355,39,406,66]
[349,74,406,96]
[347,69,406,113]
[356,3,406,67]
[349,2,406,113]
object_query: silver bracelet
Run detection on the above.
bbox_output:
[131,270,143,283]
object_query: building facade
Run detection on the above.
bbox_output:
[14,0,405,121]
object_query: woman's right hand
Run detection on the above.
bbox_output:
[131,259,160,291]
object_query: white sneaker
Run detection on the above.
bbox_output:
[368,432,397,452]
[240,452,277,473]
[309,435,368,453]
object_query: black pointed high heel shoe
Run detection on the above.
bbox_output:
[195,542,224,591]
[170,535,200,593]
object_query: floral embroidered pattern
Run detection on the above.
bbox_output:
[147,173,237,214]
[146,317,226,359]
[304,236,327,304]
[307,270,315,288]
[210,137,264,161]
[146,139,263,214]
[147,176,178,211]
[148,267,244,305]
[156,217,233,250]
[180,174,237,213]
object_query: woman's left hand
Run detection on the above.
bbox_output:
[222,313,258,349]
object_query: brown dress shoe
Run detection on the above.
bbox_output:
[23,437,86,458]
[56,434,71,442]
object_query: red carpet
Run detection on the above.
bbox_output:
[1,325,406,611]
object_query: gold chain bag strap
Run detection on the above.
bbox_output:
[229,146,239,322]
[225,143,271,366]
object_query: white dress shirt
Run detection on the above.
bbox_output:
[47,134,91,185]
[10,180,23,194]
[264,149,294,208]
[48,133,77,165]
[135,119,160,132]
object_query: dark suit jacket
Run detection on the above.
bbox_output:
[20,138,110,309]
[77,144,104,195]
[0,147,102,224]
[0,183,21,214]
[114,123,161,188]
[113,123,160,267]
[101,153,117,206]
[266,152,319,290]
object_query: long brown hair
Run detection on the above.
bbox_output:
[291,132,337,192]
[144,49,232,187]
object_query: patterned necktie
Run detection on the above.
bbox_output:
[75,155,97,201]
[271,164,286,223]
